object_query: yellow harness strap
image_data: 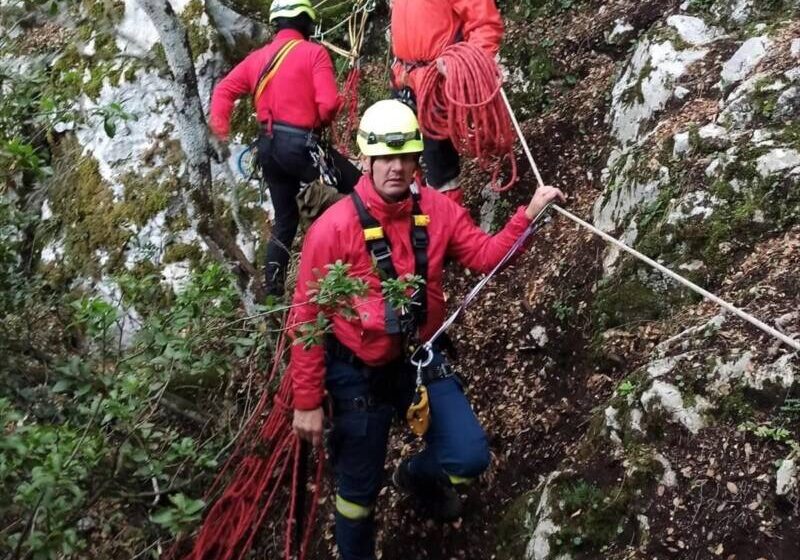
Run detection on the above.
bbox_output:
[253,39,302,105]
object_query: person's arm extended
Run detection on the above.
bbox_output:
[288,222,338,445]
[208,52,259,139]
[447,186,565,272]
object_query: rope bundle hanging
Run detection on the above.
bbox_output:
[172,331,325,560]
[316,0,374,156]
[416,42,518,191]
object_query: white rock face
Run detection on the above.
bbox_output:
[162,261,193,293]
[116,0,194,55]
[673,131,691,156]
[749,353,797,391]
[776,458,797,497]
[593,165,670,233]
[608,19,635,45]
[792,39,800,59]
[756,149,800,177]
[655,453,678,487]
[640,380,710,434]
[667,15,722,46]
[601,218,637,274]
[666,191,720,225]
[529,325,549,348]
[525,477,561,560]
[710,352,754,393]
[610,40,707,144]
[721,37,771,85]
[729,0,753,24]
[774,86,800,120]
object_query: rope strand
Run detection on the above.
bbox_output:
[499,88,800,352]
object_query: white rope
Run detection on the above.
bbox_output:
[500,87,800,352]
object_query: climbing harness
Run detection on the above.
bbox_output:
[415,42,518,191]
[495,87,800,352]
[350,187,429,337]
[351,186,440,435]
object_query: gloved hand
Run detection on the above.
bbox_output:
[208,135,231,164]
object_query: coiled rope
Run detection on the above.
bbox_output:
[416,42,518,191]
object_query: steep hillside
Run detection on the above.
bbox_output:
[1,1,798,559]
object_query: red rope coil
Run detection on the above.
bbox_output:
[416,42,518,191]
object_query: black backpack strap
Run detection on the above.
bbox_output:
[351,191,402,334]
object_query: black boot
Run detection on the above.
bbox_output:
[265,260,285,299]
[392,459,463,522]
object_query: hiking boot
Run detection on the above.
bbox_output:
[265,261,286,299]
[392,459,463,522]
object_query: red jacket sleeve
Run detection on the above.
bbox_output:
[450,0,504,56]
[286,221,335,410]
[446,204,532,273]
[208,51,260,139]
[311,46,341,126]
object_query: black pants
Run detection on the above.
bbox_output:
[257,130,360,295]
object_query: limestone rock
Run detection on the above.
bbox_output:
[666,15,722,47]
[776,457,798,497]
[640,380,710,434]
[756,148,800,177]
[721,37,771,85]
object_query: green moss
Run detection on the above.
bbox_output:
[715,385,755,423]
[549,479,632,555]
[48,139,129,277]
[162,243,203,265]
[751,77,783,121]
[593,272,685,331]
[501,38,557,116]
[181,0,214,56]
[118,172,174,227]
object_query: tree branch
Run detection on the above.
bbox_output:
[136,0,266,303]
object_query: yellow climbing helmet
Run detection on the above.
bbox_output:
[357,99,424,157]
[269,0,317,22]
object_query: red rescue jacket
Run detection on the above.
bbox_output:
[288,175,532,410]
[208,29,340,139]
[390,0,504,91]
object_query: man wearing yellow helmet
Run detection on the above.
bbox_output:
[288,100,564,559]
[209,0,360,298]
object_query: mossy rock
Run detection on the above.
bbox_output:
[494,490,542,560]
[46,137,130,277]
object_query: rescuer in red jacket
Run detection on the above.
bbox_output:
[288,99,564,559]
[209,0,360,298]
[390,0,504,205]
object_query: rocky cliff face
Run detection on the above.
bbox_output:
[490,2,800,559]
[1,0,798,559]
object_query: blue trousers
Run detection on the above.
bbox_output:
[326,352,490,560]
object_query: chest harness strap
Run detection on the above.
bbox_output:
[350,189,429,336]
